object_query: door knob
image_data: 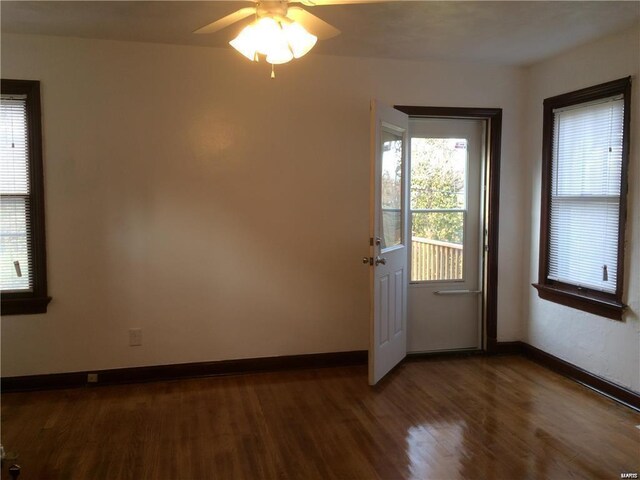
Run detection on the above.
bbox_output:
[375,256,386,266]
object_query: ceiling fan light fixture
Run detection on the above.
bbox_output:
[256,17,294,63]
[229,15,317,66]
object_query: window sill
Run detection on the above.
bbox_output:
[1,296,51,315]
[532,283,625,321]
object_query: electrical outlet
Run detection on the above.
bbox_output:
[87,373,98,383]
[129,328,142,346]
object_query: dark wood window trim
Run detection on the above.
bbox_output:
[1,79,51,315]
[394,106,502,352]
[533,77,631,321]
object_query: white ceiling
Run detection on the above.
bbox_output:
[2,1,639,66]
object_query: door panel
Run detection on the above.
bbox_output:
[407,118,485,353]
[394,270,403,335]
[369,100,409,385]
[379,274,389,345]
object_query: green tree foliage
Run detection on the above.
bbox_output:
[411,138,465,244]
[381,137,402,209]
[380,137,403,248]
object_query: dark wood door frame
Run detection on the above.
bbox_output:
[394,106,502,353]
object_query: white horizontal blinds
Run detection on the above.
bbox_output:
[0,94,32,292]
[548,95,624,293]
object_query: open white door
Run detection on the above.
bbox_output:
[368,100,409,385]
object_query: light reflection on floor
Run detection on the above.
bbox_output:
[406,423,465,479]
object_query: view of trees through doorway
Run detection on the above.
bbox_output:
[410,138,467,282]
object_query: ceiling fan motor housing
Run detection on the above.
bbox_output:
[256,1,289,19]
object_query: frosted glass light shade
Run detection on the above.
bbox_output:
[253,17,281,55]
[229,24,258,61]
[229,16,317,65]
[266,46,294,65]
[282,22,317,58]
[256,18,293,64]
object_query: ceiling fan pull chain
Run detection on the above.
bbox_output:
[271,64,276,79]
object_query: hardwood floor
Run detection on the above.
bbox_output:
[1,355,639,479]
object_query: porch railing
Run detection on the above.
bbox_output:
[411,237,463,281]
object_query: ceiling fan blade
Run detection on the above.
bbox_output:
[286,7,340,39]
[193,7,256,34]
[295,0,395,5]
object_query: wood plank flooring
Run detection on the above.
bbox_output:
[1,355,639,479]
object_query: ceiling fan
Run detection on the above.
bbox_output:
[194,0,390,76]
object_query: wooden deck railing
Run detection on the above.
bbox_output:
[411,237,463,281]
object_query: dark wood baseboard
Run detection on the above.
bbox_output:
[1,350,367,393]
[4,343,638,412]
[495,341,640,411]
[520,343,640,411]
[490,341,524,355]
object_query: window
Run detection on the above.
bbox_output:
[380,128,404,249]
[410,137,467,282]
[1,79,50,315]
[534,77,631,320]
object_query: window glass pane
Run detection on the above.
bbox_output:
[1,93,32,293]
[411,138,466,210]
[0,95,29,195]
[553,99,623,197]
[411,211,464,281]
[380,129,403,249]
[548,96,623,294]
[549,199,619,293]
[0,196,31,292]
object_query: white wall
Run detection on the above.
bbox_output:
[523,24,640,393]
[1,34,525,377]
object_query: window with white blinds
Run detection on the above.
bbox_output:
[548,96,623,294]
[1,79,50,315]
[535,77,630,320]
[1,94,32,292]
